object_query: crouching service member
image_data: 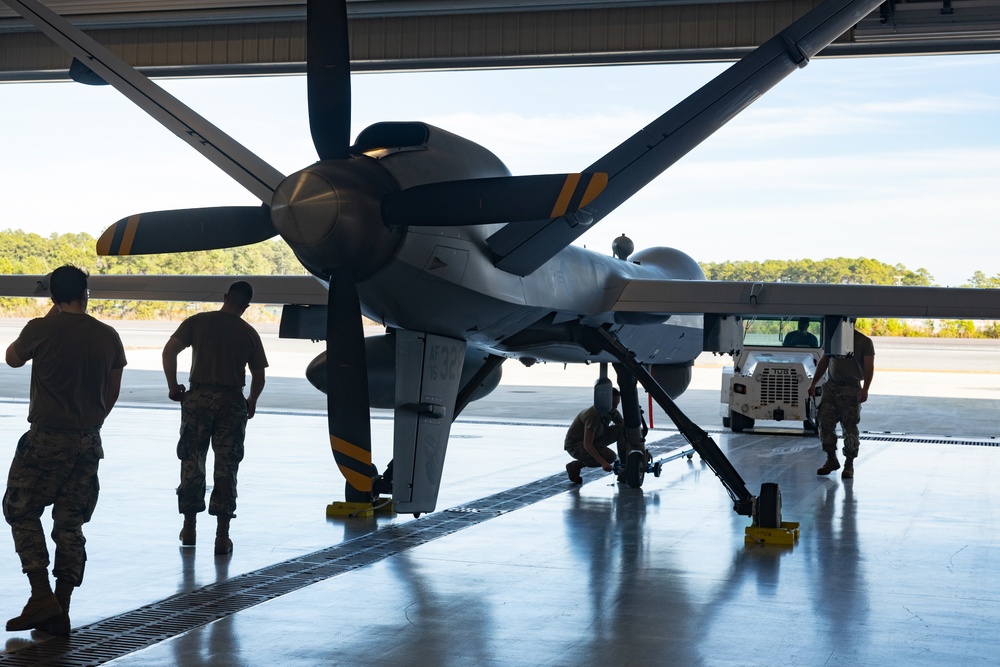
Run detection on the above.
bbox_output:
[564,388,626,484]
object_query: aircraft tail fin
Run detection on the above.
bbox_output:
[392,331,466,515]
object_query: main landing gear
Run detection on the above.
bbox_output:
[588,327,783,532]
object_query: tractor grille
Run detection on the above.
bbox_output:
[759,367,802,407]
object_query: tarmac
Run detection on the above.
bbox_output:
[0,319,998,666]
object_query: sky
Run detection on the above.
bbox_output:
[1,52,999,286]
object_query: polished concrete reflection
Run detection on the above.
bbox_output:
[1,328,999,665]
[2,404,999,666]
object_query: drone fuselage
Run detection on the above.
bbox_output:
[281,121,706,370]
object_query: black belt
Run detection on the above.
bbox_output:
[30,424,100,436]
[190,383,243,391]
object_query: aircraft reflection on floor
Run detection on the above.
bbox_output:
[2,394,1000,664]
[169,553,237,667]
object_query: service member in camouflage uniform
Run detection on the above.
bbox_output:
[162,281,267,555]
[3,265,127,636]
[808,328,875,479]
[564,388,626,483]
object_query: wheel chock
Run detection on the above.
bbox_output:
[326,497,396,519]
[327,501,375,518]
[745,521,800,546]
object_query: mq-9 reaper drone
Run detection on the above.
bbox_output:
[5,0,1000,532]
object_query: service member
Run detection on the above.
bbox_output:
[809,327,875,478]
[564,388,626,483]
[4,265,126,635]
[162,281,267,555]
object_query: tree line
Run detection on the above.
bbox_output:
[701,258,1000,338]
[1,230,998,336]
[0,229,305,321]
[699,257,936,287]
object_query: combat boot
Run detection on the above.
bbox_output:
[842,456,856,479]
[34,578,73,636]
[6,570,61,632]
[179,513,197,546]
[215,516,233,555]
[817,452,841,476]
[566,460,584,484]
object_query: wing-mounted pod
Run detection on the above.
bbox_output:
[823,316,856,356]
[705,315,744,356]
[303,332,502,409]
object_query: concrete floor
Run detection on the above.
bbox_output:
[1,322,999,666]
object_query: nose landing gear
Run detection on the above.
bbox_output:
[613,447,696,488]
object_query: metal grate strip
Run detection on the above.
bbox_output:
[861,432,1000,447]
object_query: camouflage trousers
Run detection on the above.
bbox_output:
[565,425,626,468]
[818,382,862,459]
[176,387,247,518]
[3,428,103,586]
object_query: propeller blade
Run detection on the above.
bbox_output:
[96,206,276,256]
[381,172,608,228]
[326,268,375,497]
[308,0,352,160]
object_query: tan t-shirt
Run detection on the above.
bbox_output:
[13,312,127,430]
[828,330,875,384]
[171,310,268,386]
[564,406,623,450]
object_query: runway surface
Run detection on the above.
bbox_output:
[1,320,999,666]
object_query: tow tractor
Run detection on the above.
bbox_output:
[721,316,825,435]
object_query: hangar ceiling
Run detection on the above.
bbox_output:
[2,0,1000,81]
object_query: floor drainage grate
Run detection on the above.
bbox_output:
[1,436,691,666]
[862,432,1000,447]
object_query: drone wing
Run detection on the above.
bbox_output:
[487,0,883,276]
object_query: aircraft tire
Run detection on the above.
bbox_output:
[757,482,782,529]
[625,450,646,488]
[731,411,747,433]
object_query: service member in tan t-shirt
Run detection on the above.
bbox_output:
[4,265,126,636]
[162,281,267,555]
[808,328,875,479]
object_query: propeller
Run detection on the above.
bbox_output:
[74,0,608,502]
[304,0,378,500]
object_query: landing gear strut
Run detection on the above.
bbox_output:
[589,326,779,526]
